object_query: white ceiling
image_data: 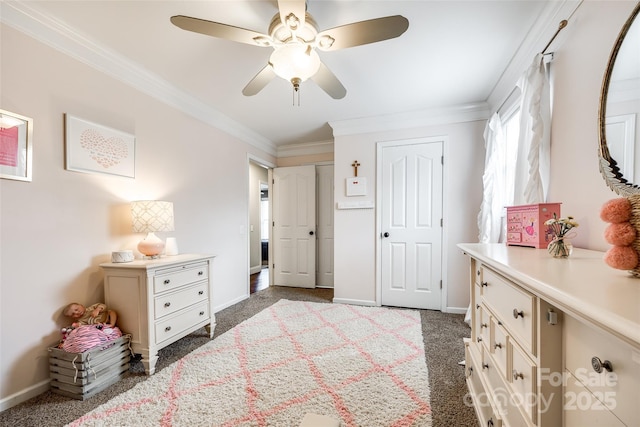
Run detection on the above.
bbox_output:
[2,1,573,153]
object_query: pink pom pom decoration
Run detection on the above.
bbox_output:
[604,245,639,270]
[600,198,632,224]
[604,222,636,246]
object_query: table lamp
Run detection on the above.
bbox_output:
[131,200,174,258]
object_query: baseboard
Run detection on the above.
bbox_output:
[0,379,49,412]
[213,294,249,313]
[445,306,468,315]
[332,298,377,307]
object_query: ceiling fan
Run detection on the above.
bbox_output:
[170,0,409,100]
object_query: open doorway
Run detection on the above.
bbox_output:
[248,158,272,294]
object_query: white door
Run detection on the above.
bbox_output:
[272,165,316,288]
[316,165,334,287]
[380,140,443,309]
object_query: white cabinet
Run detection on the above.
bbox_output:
[460,243,640,427]
[100,254,216,375]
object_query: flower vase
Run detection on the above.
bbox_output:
[548,238,573,258]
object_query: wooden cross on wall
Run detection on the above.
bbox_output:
[352,160,360,177]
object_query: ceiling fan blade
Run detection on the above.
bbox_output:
[311,62,346,99]
[242,64,277,96]
[316,15,409,51]
[170,15,272,46]
[277,0,306,33]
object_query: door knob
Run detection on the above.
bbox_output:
[383,232,390,238]
[309,231,314,235]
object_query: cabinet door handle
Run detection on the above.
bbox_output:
[198,271,204,276]
[164,302,171,308]
[199,311,205,316]
[513,308,524,319]
[476,304,480,309]
[591,356,613,373]
[494,342,502,349]
[481,282,488,287]
[165,326,172,332]
[198,290,204,295]
[164,279,171,285]
[481,323,488,329]
[513,370,524,380]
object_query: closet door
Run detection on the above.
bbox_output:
[272,165,316,288]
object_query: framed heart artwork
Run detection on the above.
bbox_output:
[64,114,135,178]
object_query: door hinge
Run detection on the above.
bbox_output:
[441,156,444,165]
[440,280,443,289]
[440,218,443,227]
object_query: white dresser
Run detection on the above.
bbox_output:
[100,254,216,375]
[458,243,640,427]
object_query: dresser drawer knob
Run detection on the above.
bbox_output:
[198,271,204,276]
[476,270,481,276]
[476,304,480,310]
[488,418,494,427]
[164,279,171,285]
[482,363,489,370]
[199,311,205,316]
[481,323,488,329]
[477,337,482,343]
[467,366,473,378]
[513,370,524,380]
[164,302,171,308]
[165,326,172,332]
[513,309,524,319]
[494,342,502,349]
[198,290,204,295]
[591,356,613,373]
[481,281,488,287]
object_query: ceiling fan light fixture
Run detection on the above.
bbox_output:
[270,43,321,82]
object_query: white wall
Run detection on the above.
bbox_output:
[0,24,275,407]
[547,1,638,252]
[333,121,485,310]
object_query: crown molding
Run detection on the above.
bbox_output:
[487,0,583,113]
[329,102,491,138]
[277,140,334,158]
[0,1,277,156]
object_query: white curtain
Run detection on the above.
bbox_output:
[513,53,551,205]
[477,112,506,244]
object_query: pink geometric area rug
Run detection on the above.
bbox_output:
[67,300,431,427]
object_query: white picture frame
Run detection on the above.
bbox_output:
[65,114,135,178]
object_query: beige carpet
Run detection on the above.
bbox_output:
[66,300,431,427]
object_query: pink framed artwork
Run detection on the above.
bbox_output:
[0,109,33,182]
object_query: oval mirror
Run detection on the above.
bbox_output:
[599,2,640,196]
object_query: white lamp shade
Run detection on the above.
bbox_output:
[270,43,321,82]
[131,200,174,233]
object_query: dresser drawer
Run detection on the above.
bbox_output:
[473,282,482,341]
[482,268,536,354]
[563,370,625,426]
[491,320,509,378]
[473,259,483,286]
[511,341,537,424]
[564,316,640,425]
[153,262,209,294]
[479,308,491,350]
[466,343,503,427]
[155,301,210,345]
[154,282,208,319]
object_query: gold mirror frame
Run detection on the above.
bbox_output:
[598,2,640,196]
